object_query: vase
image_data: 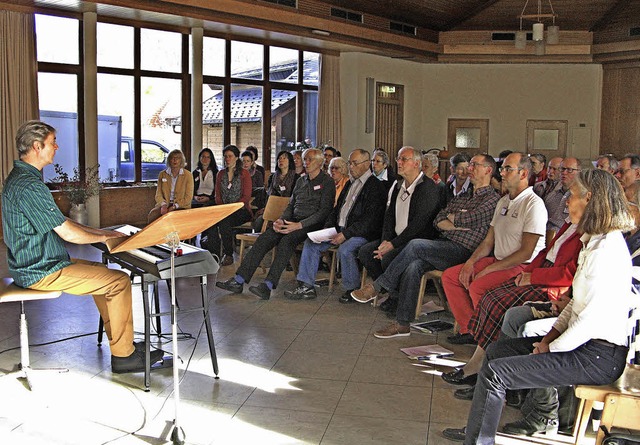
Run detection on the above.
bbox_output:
[69,203,89,225]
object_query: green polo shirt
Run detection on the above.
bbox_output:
[2,160,70,287]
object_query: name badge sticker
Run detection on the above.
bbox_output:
[162,178,168,182]
[500,206,508,216]
[227,182,232,189]
[313,185,322,191]
[279,185,286,192]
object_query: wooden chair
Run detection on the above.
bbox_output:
[573,302,640,445]
[0,278,67,390]
[363,268,455,326]
[236,195,290,262]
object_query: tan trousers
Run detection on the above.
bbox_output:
[29,258,134,357]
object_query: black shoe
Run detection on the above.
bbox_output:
[111,346,163,374]
[502,416,558,436]
[285,283,317,300]
[446,333,477,345]
[453,385,476,400]
[338,290,355,304]
[442,427,466,442]
[379,297,398,313]
[216,277,243,293]
[249,282,271,300]
[133,341,164,364]
[441,368,478,386]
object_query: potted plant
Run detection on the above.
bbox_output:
[52,163,101,225]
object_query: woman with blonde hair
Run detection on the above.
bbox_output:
[329,157,349,207]
[444,169,636,444]
[148,149,193,223]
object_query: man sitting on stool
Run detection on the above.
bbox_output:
[284,149,385,302]
[1,120,162,373]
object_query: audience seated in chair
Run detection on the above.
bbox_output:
[615,153,640,191]
[445,152,472,204]
[148,149,193,223]
[528,153,547,187]
[252,150,299,232]
[328,157,349,207]
[442,169,636,444]
[595,153,618,175]
[192,147,218,208]
[533,157,562,200]
[442,216,582,395]
[422,151,447,209]
[371,149,397,193]
[441,152,547,346]
[351,153,500,339]
[284,149,385,303]
[543,157,581,235]
[201,144,252,266]
[357,146,442,283]
[215,148,334,300]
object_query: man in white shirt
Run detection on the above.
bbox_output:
[442,152,547,345]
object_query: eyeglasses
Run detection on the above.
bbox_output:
[329,166,340,170]
[371,159,384,164]
[396,156,413,163]
[616,168,633,175]
[469,161,489,168]
[499,166,522,173]
[348,159,369,167]
[559,167,580,173]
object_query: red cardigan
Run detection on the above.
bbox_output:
[524,221,582,291]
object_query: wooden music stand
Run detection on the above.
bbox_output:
[104,202,242,445]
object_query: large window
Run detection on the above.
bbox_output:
[36,15,80,182]
[36,13,320,182]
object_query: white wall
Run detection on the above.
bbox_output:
[340,52,603,159]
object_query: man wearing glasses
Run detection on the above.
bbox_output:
[544,157,581,234]
[533,157,562,200]
[442,152,547,345]
[216,148,334,300]
[351,154,500,338]
[285,149,386,302]
[356,146,441,290]
[615,153,640,191]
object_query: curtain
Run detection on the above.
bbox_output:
[316,54,341,150]
[0,10,39,182]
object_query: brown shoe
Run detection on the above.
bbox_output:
[351,284,377,303]
[374,322,410,339]
[220,255,234,266]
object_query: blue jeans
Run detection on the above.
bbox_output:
[464,337,628,445]
[297,236,367,291]
[375,238,471,325]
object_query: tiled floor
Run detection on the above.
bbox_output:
[0,243,584,445]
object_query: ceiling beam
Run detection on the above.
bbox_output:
[441,0,502,31]
[590,0,627,32]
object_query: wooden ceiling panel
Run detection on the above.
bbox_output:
[306,0,624,32]
[454,0,619,31]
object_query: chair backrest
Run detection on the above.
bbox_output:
[260,195,290,232]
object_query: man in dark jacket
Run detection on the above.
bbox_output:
[357,146,441,283]
[216,148,334,300]
[285,149,386,302]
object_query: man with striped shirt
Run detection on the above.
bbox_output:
[2,120,162,373]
